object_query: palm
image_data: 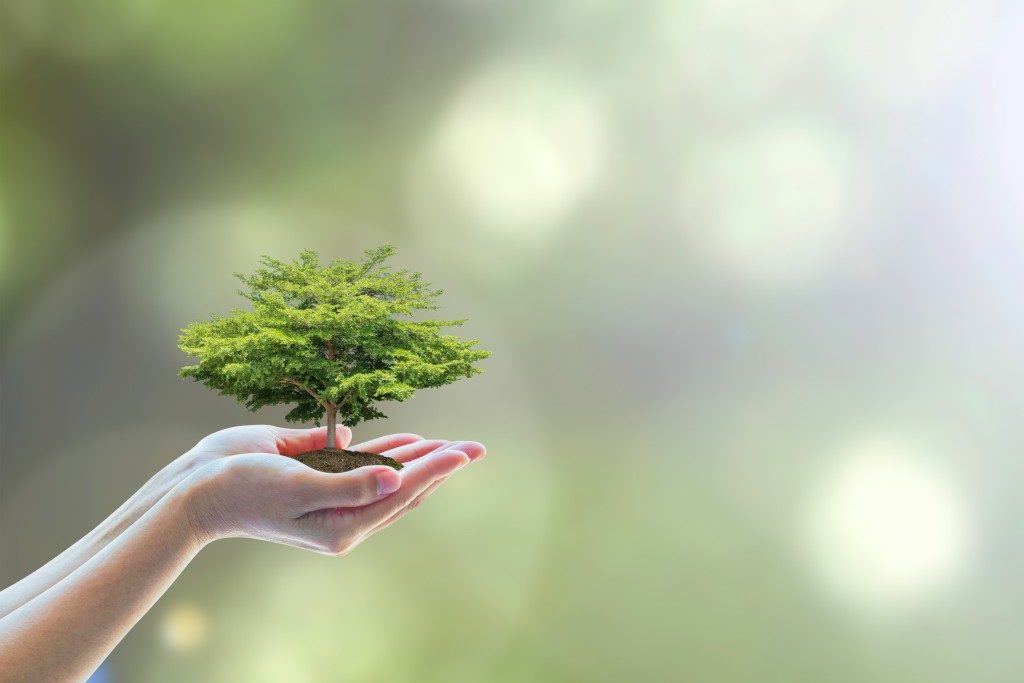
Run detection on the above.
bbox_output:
[188,435,484,555]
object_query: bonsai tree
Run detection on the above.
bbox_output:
[178,246,490,472]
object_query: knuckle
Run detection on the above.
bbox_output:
[364,480,384,503]
[351,473,380,502]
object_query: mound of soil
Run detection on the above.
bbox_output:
[294,448,403,473]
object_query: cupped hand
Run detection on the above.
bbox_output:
[163,423,417,492]
[182,436,485,554]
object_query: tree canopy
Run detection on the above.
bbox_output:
[178,246,489,439]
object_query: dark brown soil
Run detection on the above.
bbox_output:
[294,448,404,473]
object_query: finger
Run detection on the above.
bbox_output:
[353,447,470,526]
[273,425,353,455]
[349,433,423,455]
[295,465,402,511]
[363,442,484,534]
[366,475,450,536]
[448,441,486,462]
[382,439,450,463]
[385,439,485,465]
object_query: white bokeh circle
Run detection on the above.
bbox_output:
[801,436,973,614]
[409,62,608,251]
[676,123,858,287]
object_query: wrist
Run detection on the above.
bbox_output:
[85,454,197,547]
[173,461,231,548]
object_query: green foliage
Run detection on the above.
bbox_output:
[178,246,489,427]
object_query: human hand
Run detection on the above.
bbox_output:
[158,423,429,498]
[131,424,371,523]
[0,424,372,621]
[182,437,485,554]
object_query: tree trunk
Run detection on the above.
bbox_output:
[325,406,338,448]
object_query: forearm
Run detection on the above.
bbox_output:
[0,480,205,682]
[0,456,197,620]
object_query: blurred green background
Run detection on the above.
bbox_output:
[3,0,1024,681]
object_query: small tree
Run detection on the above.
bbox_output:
[179,246,489,449]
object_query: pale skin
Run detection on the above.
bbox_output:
[0,425,484,682]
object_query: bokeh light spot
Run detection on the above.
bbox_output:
[160,602,208,652]
[802,437,973,613]
[677,123,857,287]
[410,63,608,249]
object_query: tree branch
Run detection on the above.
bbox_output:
[281,378,329,408]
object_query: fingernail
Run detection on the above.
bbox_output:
[377,471,401,495]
